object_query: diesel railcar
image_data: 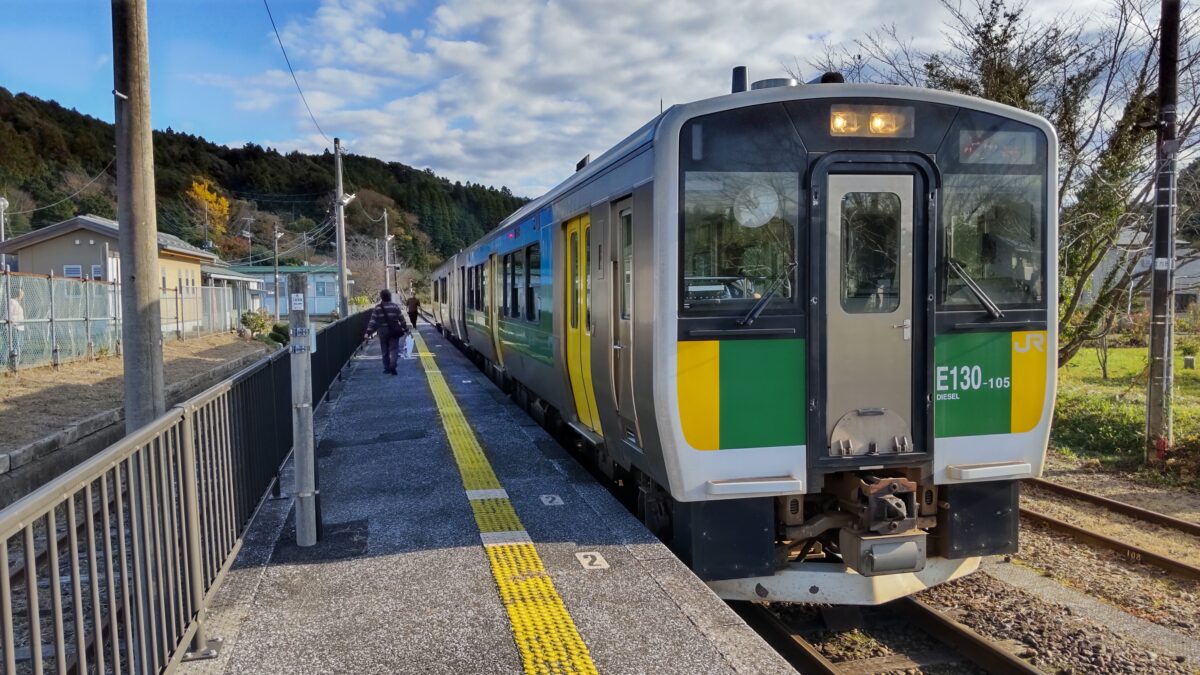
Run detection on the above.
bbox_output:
[429,72,1056,605]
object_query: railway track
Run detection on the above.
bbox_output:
[1020,477,1200,580]
[732,597,1040,675]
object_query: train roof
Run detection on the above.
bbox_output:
[435,83,1056,275]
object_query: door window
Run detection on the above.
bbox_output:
[584,226,592,332]
[620,210,633,319]
[570,232,579,329]
[840,192,901,313]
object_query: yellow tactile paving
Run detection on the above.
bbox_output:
[471,498,524,533]
[413,332,599,675]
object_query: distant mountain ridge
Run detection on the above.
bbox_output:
[0,86,526,270]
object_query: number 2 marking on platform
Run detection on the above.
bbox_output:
[541,494,564,506]
[575,552,609,570]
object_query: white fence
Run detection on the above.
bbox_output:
[1,270,240,371]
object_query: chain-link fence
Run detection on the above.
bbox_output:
[1,270,238,371]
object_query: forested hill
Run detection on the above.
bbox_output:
[0,87,527,270]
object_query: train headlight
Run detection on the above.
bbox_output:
[830,111,857,134]
[830,105,914,138]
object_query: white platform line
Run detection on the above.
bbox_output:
[466,488,510,501]
[480,531,533,547]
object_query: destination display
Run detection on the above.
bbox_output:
[959,129,1037,165]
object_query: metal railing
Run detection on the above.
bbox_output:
[2,269,246,372]
[0,311,368,673]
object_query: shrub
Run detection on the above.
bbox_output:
[1050,388,1144,468]
[241,310,268,337]
[1180,337,1200,357]
[269,322,290,346]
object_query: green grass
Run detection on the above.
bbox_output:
[1053,346,1200,480]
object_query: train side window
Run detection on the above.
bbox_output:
[477,265,483,310]
[841,192,902,313]
[620,210,633,319]
[526,244,540,322]
[469,267,475,310]
[512,251,524,318]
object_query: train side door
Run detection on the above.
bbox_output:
[488,253,504,362]
[824,174,915,455]
[613,201,634,419]
[564,214,602,433]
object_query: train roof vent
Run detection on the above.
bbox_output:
[751,77,798,90]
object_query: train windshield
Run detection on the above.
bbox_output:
[682,172,798,309]
[939,116,1048,311]
[678,104,806,314]
[942,174,1044,309]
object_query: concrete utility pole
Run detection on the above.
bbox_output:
[288,273,320,546]
[112,0,165,432]
[334,138,351,317]
[1147,0,1181,462]
[383,209,391,292]
[273,225,283,323]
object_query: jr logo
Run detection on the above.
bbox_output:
[1013,333,1046,353]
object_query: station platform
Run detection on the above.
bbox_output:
[180,324,792,674]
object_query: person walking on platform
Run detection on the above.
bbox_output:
[364,289,408,375]
[405,294,421,328]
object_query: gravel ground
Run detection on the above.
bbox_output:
[1022,482,1200,562]
[776,603,984,674]
[920,572,1189,674]
[1014,519,1200,639]
[1043,453,1200,522]
[0,333,269,452]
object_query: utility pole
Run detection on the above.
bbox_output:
[273,225,282,323]
[383,209,393,292]
[1147,0,1181,462]
[288,272,320,546]
[112,0,165,432]
[334,138,352,317]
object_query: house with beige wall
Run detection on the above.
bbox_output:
[0,214,219,330]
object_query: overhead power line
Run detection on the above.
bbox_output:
[262,0,332,146]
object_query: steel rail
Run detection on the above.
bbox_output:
[892,596,1040,675]
[727,601,838,674]
[1020,507,1200,580]
[1024,477,1200,537]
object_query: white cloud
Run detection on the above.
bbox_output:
[211,0,1110,196]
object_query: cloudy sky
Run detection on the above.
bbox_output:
[0,0,1107,196]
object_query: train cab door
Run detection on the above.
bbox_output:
[564,214,602,433]
[824,174,917,456]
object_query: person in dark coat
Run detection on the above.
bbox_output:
[364,289,408,375]
[405,294,421,327]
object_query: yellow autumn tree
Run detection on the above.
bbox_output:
[185,178,230,243]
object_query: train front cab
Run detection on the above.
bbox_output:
[656,88,1056,604]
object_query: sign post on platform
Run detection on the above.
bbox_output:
[289,273,321,546]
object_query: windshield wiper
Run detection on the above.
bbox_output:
[946,258,1004,319]
[737,262,797,327]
